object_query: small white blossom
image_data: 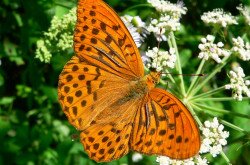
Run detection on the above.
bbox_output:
[232,37,250,61]
[200,117,229,157]
[147,18,167,41]
[198,35,230,63]
[147,0,187,40]
[35,40,52,63]
[201,9,237,27]
[237,4,250,25]
[132,153,143,162]
[225,66,250,101]
[35,7,76,63]
[148,0,187,17]
[196,155,209,165]
[156,155,208,165]
[121,15,147,47]
[145,47,176,71]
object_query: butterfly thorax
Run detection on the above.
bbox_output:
[144,71,161,90]
[117,72,160,105]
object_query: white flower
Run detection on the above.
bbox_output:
[200,117,229,157]
[148,0,187,17]
[35,7,76,63]
[147,0,187,40]
[132,153,143,162]
[156,155,208,165]
[201,9,237,27]
[121,15,147,47]
[147,18,167,41]
[237,4,250,26]
[145,47,176,71]
[225,66,250,101]
[198,35,230,63]
[196,155,209,165]
[232,37,250,61]
[35,40,52,63]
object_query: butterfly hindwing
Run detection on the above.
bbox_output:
[130,88,200,159]
[80,96,144,162]
[75,0,144,80]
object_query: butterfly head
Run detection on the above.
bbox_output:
[145,71,161,90]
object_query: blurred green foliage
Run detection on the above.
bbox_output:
[0,0,250,164]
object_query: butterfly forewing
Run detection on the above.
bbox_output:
[130,88,200,159]
[58,56,130,130]
[74,0,144,80]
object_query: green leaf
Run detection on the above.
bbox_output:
[0,119,11,139]
[232,101,250,132]
[0,97,14,105]
[40,86,58,103]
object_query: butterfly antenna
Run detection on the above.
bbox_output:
[162,72,205,76]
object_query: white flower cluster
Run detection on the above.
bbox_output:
[147,15,181,41]
[121,15,147,47]
[201,9,237,27]
[232,37,250,61]
[156,155,208,165]
[225,66,250,101]
[35,40,52,63]
[237,4,250,26]
[198,35,230,63]
[144,47,176,72]
[147,0,187,41]
[200,117,229,157]
[148,0,187,17]
[35,8,76,63]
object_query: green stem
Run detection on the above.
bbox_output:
[220,151,231,165]
[169,32,186,96]
[192,102,250,119]
[190,86,225,100]
[186,103,202,127]
[165,38,176,84]
[187,59,206,96]
[191,104,247,134]
[191,102,218,117]
[189,56,230,97]
[193,97,236,102]
[220,119,247,134]
[162,68,176,84]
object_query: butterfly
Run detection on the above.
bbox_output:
[58,0,200,162]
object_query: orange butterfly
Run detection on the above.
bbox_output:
[58,0,200,162]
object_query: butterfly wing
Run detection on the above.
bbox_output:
[59,0,146,162]
[79,96,144,162]
[130,88,200,159]
[74,0,144,80]
[58,56,132,130]
[59,0,145,134]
